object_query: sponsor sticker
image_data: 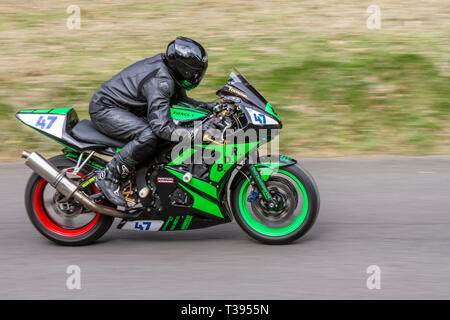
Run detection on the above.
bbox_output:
[157,177,174,184]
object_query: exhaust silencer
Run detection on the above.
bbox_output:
[22,151,125,219]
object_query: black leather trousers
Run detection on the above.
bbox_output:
[89,101,159,169]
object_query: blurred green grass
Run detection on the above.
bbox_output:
[0,0,449,159]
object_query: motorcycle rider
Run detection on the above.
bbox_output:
[89,36,215,207]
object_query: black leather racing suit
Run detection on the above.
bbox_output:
[89,53,208,169]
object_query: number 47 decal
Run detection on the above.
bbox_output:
[35,116,57,130]
[253,113,266,124]
[135,221,152,231]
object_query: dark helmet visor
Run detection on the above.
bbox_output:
[177,59,208,90]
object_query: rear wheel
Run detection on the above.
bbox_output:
[25,155,114,246]
[232,164,320,244]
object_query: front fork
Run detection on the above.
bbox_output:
[248,164,280,211]
[249,165,271,200]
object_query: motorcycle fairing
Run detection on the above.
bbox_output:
[16,108,70,139]
[254,155,297,181]
[170,104,209,121]
[16,108,119,153]
[216,69,282,127]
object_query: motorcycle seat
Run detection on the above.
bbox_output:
[71,120,125,148]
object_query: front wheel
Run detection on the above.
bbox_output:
[232,164,320,244]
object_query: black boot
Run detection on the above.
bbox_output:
[95,158,131,207]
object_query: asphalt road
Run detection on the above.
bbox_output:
[0,157,449,299]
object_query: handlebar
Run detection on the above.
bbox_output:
[212,95,241,115]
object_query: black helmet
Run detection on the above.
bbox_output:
[165,36,208,90]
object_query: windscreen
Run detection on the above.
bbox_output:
[228,68,249,84]
[226,68,268,108]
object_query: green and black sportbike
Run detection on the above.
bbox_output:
[17,69,320,246]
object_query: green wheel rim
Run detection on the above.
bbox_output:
[238,169,309,237]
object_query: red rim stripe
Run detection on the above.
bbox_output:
[33,174,100,237]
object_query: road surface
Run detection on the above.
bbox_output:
[0,157,449,299]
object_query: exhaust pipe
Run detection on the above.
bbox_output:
[22,151,125,219]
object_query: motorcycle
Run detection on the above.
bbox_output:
[16,69,320,245]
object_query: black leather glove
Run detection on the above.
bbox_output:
[202,117,224,142]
